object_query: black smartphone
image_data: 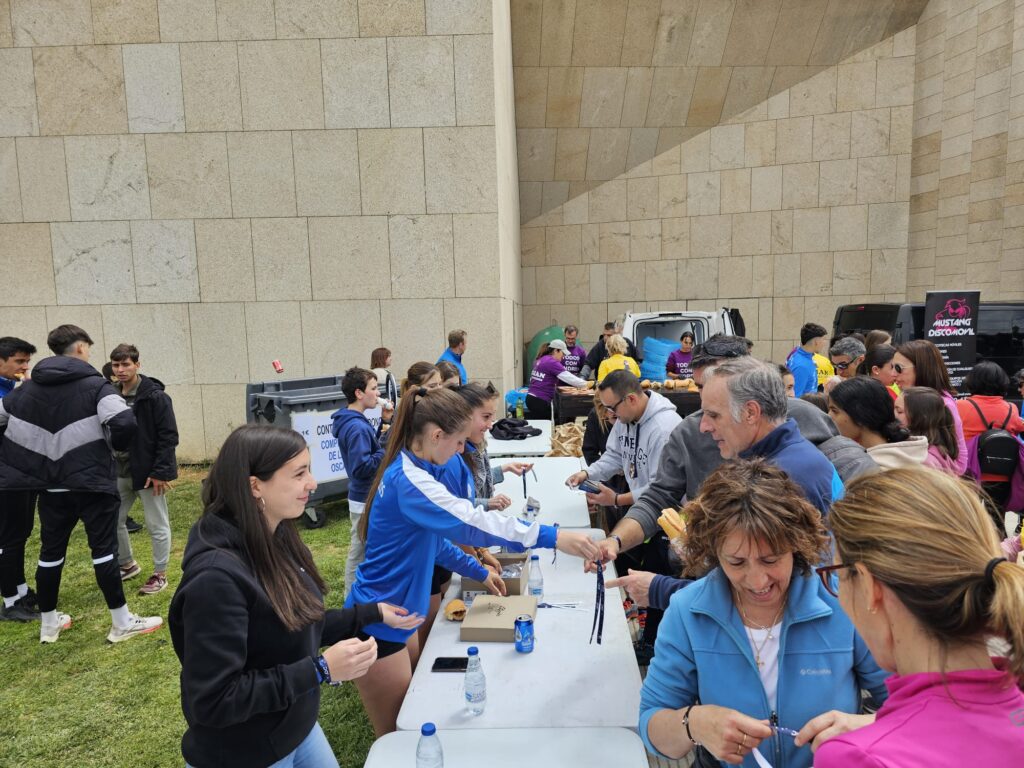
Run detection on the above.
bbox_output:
[578,479,601,494]
[431,656,469,673]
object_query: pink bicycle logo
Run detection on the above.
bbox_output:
[935,298,971,322]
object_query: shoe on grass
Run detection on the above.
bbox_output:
[125,516,143,533]
[107,613,163,644]
[40,613,72,644]
[138,574,167,595]
[0,598,41,622]
[120,561,141,581]
[21,587,39,611]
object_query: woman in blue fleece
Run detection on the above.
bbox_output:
[639,459,887,768]
[346,386,599,737]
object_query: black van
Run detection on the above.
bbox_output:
[832,301,1024,379]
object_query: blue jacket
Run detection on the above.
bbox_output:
[330,408,383,504]
[437,348,467,384]
[639,568,889,768]
[0,376,16,398]
[345,449,558,642]
[786,347,818,397]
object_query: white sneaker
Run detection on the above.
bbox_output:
[39,613,72,644]
[107,613,163,644]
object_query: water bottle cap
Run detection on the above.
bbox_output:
[467,646,479,656]
[421,722,436,736]
[530,554,540,560]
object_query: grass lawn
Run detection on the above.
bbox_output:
[0,467,376,768]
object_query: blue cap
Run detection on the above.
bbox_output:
[467,646,479,656]
[421,722,436,736]
[530,554,540,560]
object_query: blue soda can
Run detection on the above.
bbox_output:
[514,614,535,653]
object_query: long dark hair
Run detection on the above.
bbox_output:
[401,361,439,393]
[857,343,895,377]
[897,339,955,394]
[455,382,499,475]
[359,387,473,540]
[902,386,959,460]
[830,376,910,444]
[203,425,326,632]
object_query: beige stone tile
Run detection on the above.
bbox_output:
[771,209,791,254]
[0,139,20,222]
[709,124,744,170]
[647,67,698,126]
[620,67,654,127]
[51,221,134,305]
[570,0,627,66]
[157,0,217,41]
[750,166,781,212]
[564,263,590,304]
[101,304,194,386]
[514,67,548,128]
[781,162,818,209]
[722,65,774,120]
[453,214,498,297]
[539,0,575,66]
[519,181,542,223]
[0,306,44,359]
[687,66,731,126]
[358,129,425,215]
[92,0,160,43]
[792,208,829,252]
[0,224,55,304]
[11,0,92,46]
[662,216,689,260]
[546,67,584,127]
[800,252,832,296]
[720,168,751,214]
[292,131,360,217]
[645,259,676,301]
[658,175,687,219]
[189,303,249,383]
[687,0,732,66]
[511,0,542,66]
[546,224,582,265]
[832,249,871,295]
[867,202,909,249]
[630,219,661,261]
[42,305,106,360]
[302,299,382,377]
[750,255,773,299]
[322,38,390,130]
[818,158,857,207]
[875,57,914,108]
[426,0,490,34]
[227,131,296,217]
[122,44,185,135]
[536,264,565,303]
[776,116,812,164]
[581,222,600,262]
[275,0,358,38]
[0,0,10,47]
[65,135,150,221]
[389,214,455,299]
[620,0,660,65]
[194,219,255,302]
[455,35,494,127]
[15,137,68,222]
[380,298,445,374]
[599,221,630,262]
[850,109,889,158]
[130,219,199,302]
[199,383,244,457]
[146,133,231,219]
[180,42,242,131]
[238,41,323,131]
[243,301,304,380]
[691,213,732,258]
[744,121,775,167]
[857,155,897,204]
[424,127,497,214]
[688,171,721,216]
[585,128,630,180]
[555,128,590,180]
[718,256,753,298]
[606,262,645,302]
[789,67,835,117]
[563,189,589,225]
[359,0,424,35]
[837,61,875,112]
[871,248,907,294]
[812,112,850,161]
[521,265,537,304]
[889,106,911,155]
[579,68,627,127]
[680,130,710,173]
[722,0,780,65]
[308,216,389,299]
[625,128,659,175]
[444,297,506,379]
[590,179,626,222]
[33,45,126,136]
[250,218,312,301]
[732,211,770,256]
[827,204,868,249]
[521,226,545,266]
[217,0,275,39]
[678,257,718,300]
[627,177,659,220]
[771,254,800,298]
[388,36,456,128]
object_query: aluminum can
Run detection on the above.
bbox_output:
[272,359,284,373]
[514,614,535,653]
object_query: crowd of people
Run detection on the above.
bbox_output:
[2,317,1023,768]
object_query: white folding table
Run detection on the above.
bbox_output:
[487,419,552,457]
[489,455,591,528]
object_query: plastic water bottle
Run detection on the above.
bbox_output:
[528,554,544,599]
[416,722,443,768]
[464,647,486,716]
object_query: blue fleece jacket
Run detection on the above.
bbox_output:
[786,347,818,397]
[437,348,467,384]
[330,408,384,504]
[639,568,889,768]
[0,377,16,398]
[345,449,558,642]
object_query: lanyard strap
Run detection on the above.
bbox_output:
[590,561,605,645]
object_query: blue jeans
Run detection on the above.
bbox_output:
[187,722,339,768]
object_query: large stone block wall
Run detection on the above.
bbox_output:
[0,0,518,461]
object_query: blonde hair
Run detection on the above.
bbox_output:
[830,468,1024,680]
[606,333,628,356]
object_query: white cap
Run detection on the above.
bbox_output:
[547,339,568,352]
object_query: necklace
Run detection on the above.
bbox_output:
[737,598,786,669]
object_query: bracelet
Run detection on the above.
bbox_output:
[614,494,620,507]
[682,704,701,746]
[314,654,334,686]
[610,534,622,551]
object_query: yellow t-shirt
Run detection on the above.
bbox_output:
[598,354,641,382]
[813,353,834,388]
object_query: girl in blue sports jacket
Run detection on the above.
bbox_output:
[345,386,599,737]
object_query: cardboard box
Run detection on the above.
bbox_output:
[461,552,531,604]
[459,595,538,643]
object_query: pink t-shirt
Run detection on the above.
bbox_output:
[815,664,1024,768]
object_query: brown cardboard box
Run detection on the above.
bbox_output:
[459,595,538,643]
[461,553,531,603]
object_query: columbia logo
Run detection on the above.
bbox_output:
[799,668,832,676]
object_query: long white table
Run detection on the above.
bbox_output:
[487,419,552,457]
[397,530,642,732]
[489,455,591,528]
[364,727,650,768]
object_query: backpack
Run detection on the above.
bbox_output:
[490,418,542,441]
[966,399,1021,478]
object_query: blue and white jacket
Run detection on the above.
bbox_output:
[346,449,558,643]
[639,569,889,768]
[437,348,467,384]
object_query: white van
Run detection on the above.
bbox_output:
[621,307,745,362]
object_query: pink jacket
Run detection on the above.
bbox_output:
[941,391,969,475]
[924,445,959,474]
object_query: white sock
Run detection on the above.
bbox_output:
[111,604,132,629]
[17,583,28,597]
[3,595,17,608]
[41,610,58,627]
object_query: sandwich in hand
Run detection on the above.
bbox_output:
[657,507,687,541]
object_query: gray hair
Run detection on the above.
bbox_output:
[704,357,787,423]
[830,336,866,359]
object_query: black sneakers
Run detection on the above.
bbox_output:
[125,516,144,533]
[0,597,40,622]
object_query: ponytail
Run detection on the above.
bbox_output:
[987,559,1024,680]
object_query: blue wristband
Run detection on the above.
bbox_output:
[314,654,333,685]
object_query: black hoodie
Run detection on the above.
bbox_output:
[121,374,179,491]
[169,514,381,768]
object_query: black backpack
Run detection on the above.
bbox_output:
[966,399,1021,478]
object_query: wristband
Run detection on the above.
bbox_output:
[683,704,701,746]
[609,534,622,551]
[315,654,339,686]
[614,494,620,507]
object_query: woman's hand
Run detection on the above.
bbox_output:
[322,636,378,682]
[604,568,655,608]
[555,530,600,561]
[478,549,502,572]
[377,603,425,630]
[795,711,875,751]
[502,461,534,476]
[565,470,588,488]
[483,571,507,596]
[487,494,512,511]
[689,705,773,765]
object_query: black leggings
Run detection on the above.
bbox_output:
[0,490,36,599]
[525,394,552,421]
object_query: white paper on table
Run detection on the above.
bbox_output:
[752,747,774,768]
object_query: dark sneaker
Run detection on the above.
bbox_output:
[138,574,168,595]
[20,588,39,611]
[0,599,41,622]
[125,516,143,533]
[120,561,142,581]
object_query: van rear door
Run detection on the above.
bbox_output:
[625,312,711,362]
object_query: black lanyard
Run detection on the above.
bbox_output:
[590,561,605,645]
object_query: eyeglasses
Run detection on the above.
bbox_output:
[815,563,856,598]
[893,363,914,374]
[833,361,852,371]
[605,396,627,414]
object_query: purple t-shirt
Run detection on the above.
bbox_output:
[666,349,693,378]
[562,344,588,376]
[527,355,567,402]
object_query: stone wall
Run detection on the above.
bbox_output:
[0,0,517,461]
